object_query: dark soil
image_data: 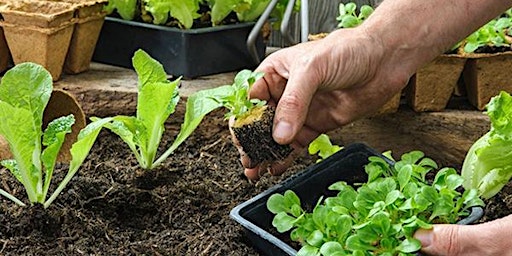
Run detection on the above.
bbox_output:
[0,114,311,255]
[0,114,511,255]
[232,106,293,167]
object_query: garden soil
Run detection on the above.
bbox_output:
[0,114,511,255]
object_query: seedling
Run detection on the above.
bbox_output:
[186,70,293,166]
[308,134,342,162]
[92,50,187,170]
[0,63,109,208]
[462,91,512,199]
[267,151,484,255]
[336,2,373,28]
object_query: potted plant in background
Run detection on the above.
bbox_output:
[93,0,275,78]
[460,10,512,110]
[0,0,108,80]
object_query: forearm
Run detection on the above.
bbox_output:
[360,0,512,75]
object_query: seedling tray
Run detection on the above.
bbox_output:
[92,17,266,78]
[230,143,484,255]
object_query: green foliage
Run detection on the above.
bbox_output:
[143,0,201,28]
[462,91,512,199]
[105,0,284,28]
[104,0,138,20]
[462,9,512,53]
[187,69,266,120]
[268,151,484,255]
[336,2,373,28]
[308,134,342,162]
[92,50,188,169]
[0,63,107,208]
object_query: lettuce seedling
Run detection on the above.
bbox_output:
[92,49,186,170]
[336,2,373,28]
[186,69,293,166]
[0,63,109,208]
[308,134,342,162]
[104,0,138,20]
[463,19,512,53]
[268,151,484,255]
[143,0,201,29]
[462,91,512,199]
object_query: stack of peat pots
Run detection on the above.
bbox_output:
[405,54,467,112]
[0,0,107,81]
[461,51,512,110]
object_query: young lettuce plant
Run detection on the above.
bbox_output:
[0,63,109,208]
[462,91,512,199]
[92,49,187,170]
[462,17,512,53]
[308,134,342,163]
[336,2,373,28]
[185,69,293,167]
[268,151,484,255]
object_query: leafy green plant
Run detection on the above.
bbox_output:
[268,151,484,255]
[308,134,342,162]
[185,69,266,121]
[336,2,373,28]
[91,49,187,169]
[462,91,512,199]
[105,0,283,29]
[462,18,512,53]
[0,63,109,208]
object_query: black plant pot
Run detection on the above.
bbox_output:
[230,143,484,256]
[92,17,266,78]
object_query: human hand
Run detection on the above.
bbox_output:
[414,215,512,255]
[235,27,411,179]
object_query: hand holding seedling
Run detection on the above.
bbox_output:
[240,0,512,182]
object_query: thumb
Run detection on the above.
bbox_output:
[414,222,498,256]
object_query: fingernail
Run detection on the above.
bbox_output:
[414,229,433,248]
[274,121,292,143]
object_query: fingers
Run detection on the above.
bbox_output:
[414,215,512,256]
[244,146,302,180]
[273,60,321,145]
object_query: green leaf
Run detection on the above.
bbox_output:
[144,0,201,28]
[209,0,240,25]
[319,241,345,256]
[132,50,181,168]
[1,159,21,183]
[346,234,376,251]
[267,193,287,214]
[0,62,53,203]
[272,212,296,233]
[306,230,324,247]
[462,91,512,198]
[297,245,320,256]
[104,0,138,20]
[41,115,74,199]
[396,238,421,253]
[308,134,342,161]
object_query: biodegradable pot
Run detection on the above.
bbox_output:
[0,1,75,80]
[462,51,512,110]
[45,0,108,74]
[93,17,266,78]
[376,91,401,114]
[406,54,466,112]
[0,89,86,162]
[64,12,106,74]
[230,143,485,255]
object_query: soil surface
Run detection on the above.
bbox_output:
[0,114,511,255]
[0,114,310,255]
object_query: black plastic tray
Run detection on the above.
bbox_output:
[230,143,484,255]
[92,17,266,78]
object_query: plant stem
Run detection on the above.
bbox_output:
[0,188,26,207]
